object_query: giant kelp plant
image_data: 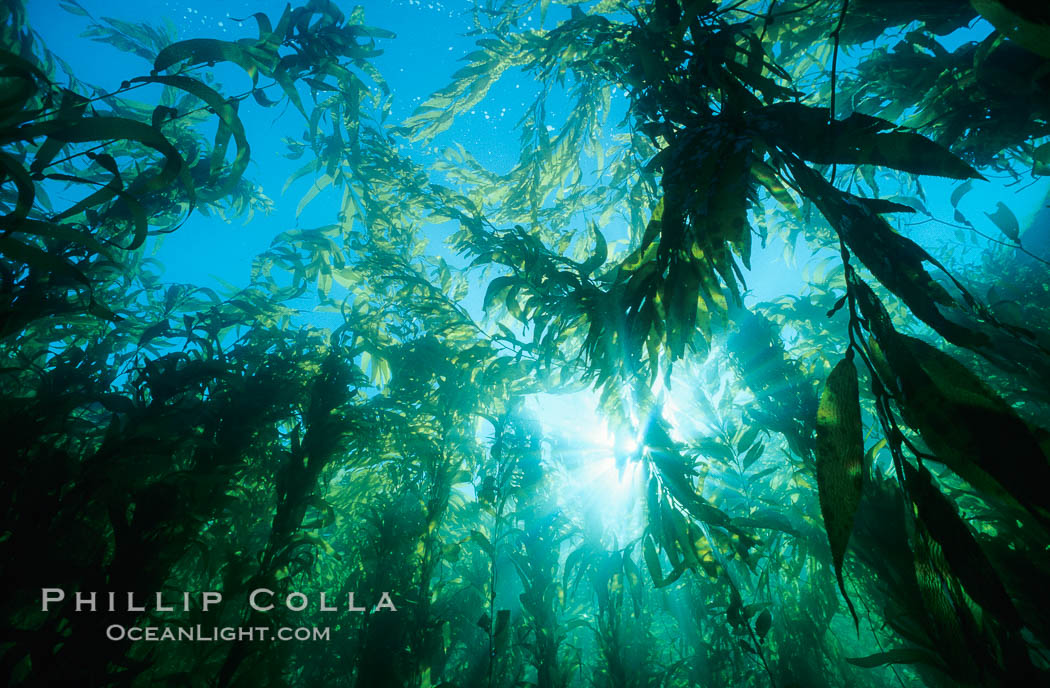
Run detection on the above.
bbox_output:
[1,0,1049,686]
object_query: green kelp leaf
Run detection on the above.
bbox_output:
[912,520,981,674]
[0,236,90,286]
[735,509,800,536]
[1034,142,1050,176]
[490,608,511,653]
[493,608,510,638]
[355,24,396,41]
[846,648,943,669]
[296,173,333,219]
[984,201,1020,242]
[45,171,147,250]
[399,45,510,142]
[468,530,493,556]
[972,0,1050,58]
[46,168,122,222]
[839,0,975,42]
[726,585,744,627]
[950,179,974,207]
[17,117,185,198]
[273,56,310,120]
[138,319,172,347]
[855,279,1050,522]
[741,441,764,469]
[578,223,607,276]
[860,130,983,180]
[230,11,272,40]
[0,76,36,129]
[754,609,772,642]
[656,560,691,588]
[901,335,1050,521]
[252,88,281,107]
[29,89,90,174]
[736,426,761,453]
[153,38,268,82]
[903,462,1022,630]
[131,75,250,199]
[483,275,517,313]
[754,103,982,179]
[815,356,864,627]
[791,158,988,352]
[0,49,49,128]
[0,151,34,227]
[642,533,663,585]
[13,218,112,257]
[849,195,917,214]
[752,159,801,218]
[649,122,751,360]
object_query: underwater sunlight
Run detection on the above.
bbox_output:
[530,390,645,534]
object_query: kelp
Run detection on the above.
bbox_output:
[2,0,1050,687]
[814,355,863,628]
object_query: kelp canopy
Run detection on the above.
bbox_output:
[2,0,1049,685]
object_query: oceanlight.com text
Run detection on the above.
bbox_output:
[105,625,331,642]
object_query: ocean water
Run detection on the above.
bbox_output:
[3,0,1050,686]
